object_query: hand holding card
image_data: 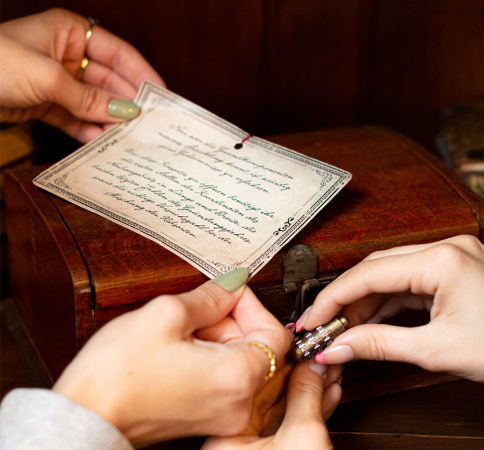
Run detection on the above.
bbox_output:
[34,83,351,277]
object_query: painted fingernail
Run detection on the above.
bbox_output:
[309,359,328,377]
[108,99,140,119]
[315,345,354,365]
[285,323,296,332]
[214,268,249,291]
[295,306,312,332]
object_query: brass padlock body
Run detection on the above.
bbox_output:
[289,315,349,362]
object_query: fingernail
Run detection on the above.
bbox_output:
[337,376,343,385]
[214,267,249,291]
[295,306,311,332]
[309,359,328,377]
[315,345,354,365]
[108,99,140,119]
[285,323,296,332]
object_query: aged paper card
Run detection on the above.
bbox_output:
[34,83,351,278]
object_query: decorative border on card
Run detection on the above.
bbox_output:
[34,83,352,278]
[137,83,249,142]
[44,182,224,278]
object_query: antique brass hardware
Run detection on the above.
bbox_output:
[283,244,318,285]
[257,244,339,323]
[289,315,349,362]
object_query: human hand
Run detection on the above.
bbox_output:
[298,235,484,382]
[202,361,342,450]
[0,8,164,142]
[53,268,294,447]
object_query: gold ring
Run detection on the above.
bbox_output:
[246,341,277,381]
[76,17,98,81]
[76,57,90,81]
[85,17,99,51]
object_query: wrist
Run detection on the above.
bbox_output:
[53,373,125,435]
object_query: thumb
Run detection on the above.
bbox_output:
[176,268,250,333]
[48,68,140,123]
[284,361,324,423]
[279,362,333,449]
[315,323,428,367]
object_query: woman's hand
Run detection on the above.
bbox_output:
[0,8,164,142]
[53,269,293,447]
[203,361,342,450]
[297,235,484,382]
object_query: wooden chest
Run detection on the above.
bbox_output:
[5,126,483,385]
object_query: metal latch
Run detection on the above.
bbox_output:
[257,244,338,323]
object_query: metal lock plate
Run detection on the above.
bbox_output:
[283,244,318,284]
[257,244,338,322]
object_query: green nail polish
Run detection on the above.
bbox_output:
[108,99,140,119]
[214,267,249,291]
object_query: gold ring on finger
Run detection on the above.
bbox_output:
[76,56,90,81]
[85,17,99,51]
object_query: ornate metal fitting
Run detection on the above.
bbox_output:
[257,244,339,322]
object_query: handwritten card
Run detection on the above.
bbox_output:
[34,83,351,278]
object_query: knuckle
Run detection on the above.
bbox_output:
[292,378,323,399]
[44,8,79,30]
[103,39,137,75]
[459,235,484,254]
[46,8,72,20]
[366,333,388,361]
[147,295,188,324]
[45,63,65,93]
[77,85,101,115]
[215,349,258,400]
[232,366,258,400]
[100,71,119,93]
[430,243,466,269]
[195,283,227,317]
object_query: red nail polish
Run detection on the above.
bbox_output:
[315,352,325,364]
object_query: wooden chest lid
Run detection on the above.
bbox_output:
[8,127,483,310]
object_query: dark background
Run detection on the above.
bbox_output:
[2,0,483,152]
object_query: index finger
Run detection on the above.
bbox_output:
[232,287,293,363]
[303,247,442,330]
[87,26,165,90]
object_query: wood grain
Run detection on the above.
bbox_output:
[28,127,481,316]
[4,168,94,379]
[5,126,483,385]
